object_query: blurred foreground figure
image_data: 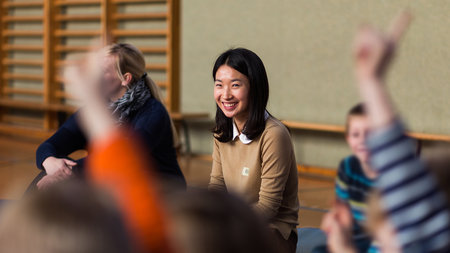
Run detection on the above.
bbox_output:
[167,188,277,253]
[0,181,133,253]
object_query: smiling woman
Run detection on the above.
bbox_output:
[208,48,300,253]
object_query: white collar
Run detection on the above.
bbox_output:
[232,111,269,144]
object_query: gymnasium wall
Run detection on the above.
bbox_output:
[180,0,450,168]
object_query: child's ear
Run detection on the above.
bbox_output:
[121,72,132,86]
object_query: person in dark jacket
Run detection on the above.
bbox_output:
[29,43,186,191]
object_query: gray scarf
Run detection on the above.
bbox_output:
[109,74,151,124]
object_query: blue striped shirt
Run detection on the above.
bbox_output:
[336,155,378,253]
[367,121,450,252]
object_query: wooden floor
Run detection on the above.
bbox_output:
[0,135,334,228]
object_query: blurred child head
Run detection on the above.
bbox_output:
[0,180,132,253]
[345,103,370,165]
[166,188,276,253]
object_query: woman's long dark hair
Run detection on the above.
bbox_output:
[212,48,269,142]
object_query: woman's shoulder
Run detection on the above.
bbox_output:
[132,98,170,126]
[261,116,291,141]
[138,98,169,117]
[264,117,290,134]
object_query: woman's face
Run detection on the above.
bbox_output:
[102,55,126,100]
[214,65,250,126]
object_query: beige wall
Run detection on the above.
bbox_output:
[180,1,450,168]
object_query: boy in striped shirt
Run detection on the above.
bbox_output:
[334,103,379,253]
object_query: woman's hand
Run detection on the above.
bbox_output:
[37,169,71,190]
[42,156,76,176]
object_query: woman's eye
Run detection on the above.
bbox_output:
[215,83,222,87]
[232,83,240,87]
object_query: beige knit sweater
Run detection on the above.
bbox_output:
[209,117,299,239]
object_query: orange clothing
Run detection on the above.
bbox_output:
[88,128,173,253]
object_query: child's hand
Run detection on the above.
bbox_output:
[353,10,412,82]
[321,201,357,253]
[63,42,106,104]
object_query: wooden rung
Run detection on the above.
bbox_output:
[56,46,167,54]
[282,120,345,134]
[0,123,53,140]
[54,90,75,99]
[2,30,43,37]
[2,16,43,22]
[0,98,76,113]
[139,46,167,53]
[57,75,168,88]
[112,12,167,20]
[146,63,167,71]
[55,60,72,66]
[112,29,167,37]
[54,90,65,98]
[2,1,43,7]
[156,81,167,87]
[55,76,65,83]
[3,58,43,66]
[282,120,450,143]
[56,61,167,71]
[3,73,44,81]
[2,44,43,51]
[54,30,101,37]
[55,14,101,21]
[169,112,209,121]
[54,0,101,6]
[112,0,167,3]
[2,115,44,126]
[3,87,43,96]
[407,132,450,143]
[55,45,90,52]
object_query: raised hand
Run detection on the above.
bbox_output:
[353,10,412,129]
[63,44,106,103]
[63,43,116,141]
[353,10,412,82]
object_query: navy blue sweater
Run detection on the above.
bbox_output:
[36,97,186,187]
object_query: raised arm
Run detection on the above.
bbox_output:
[354,11,450,252]
[353,11,411,130]
[63,46,173,253]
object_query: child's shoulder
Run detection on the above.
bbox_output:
[338,155,363,175]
